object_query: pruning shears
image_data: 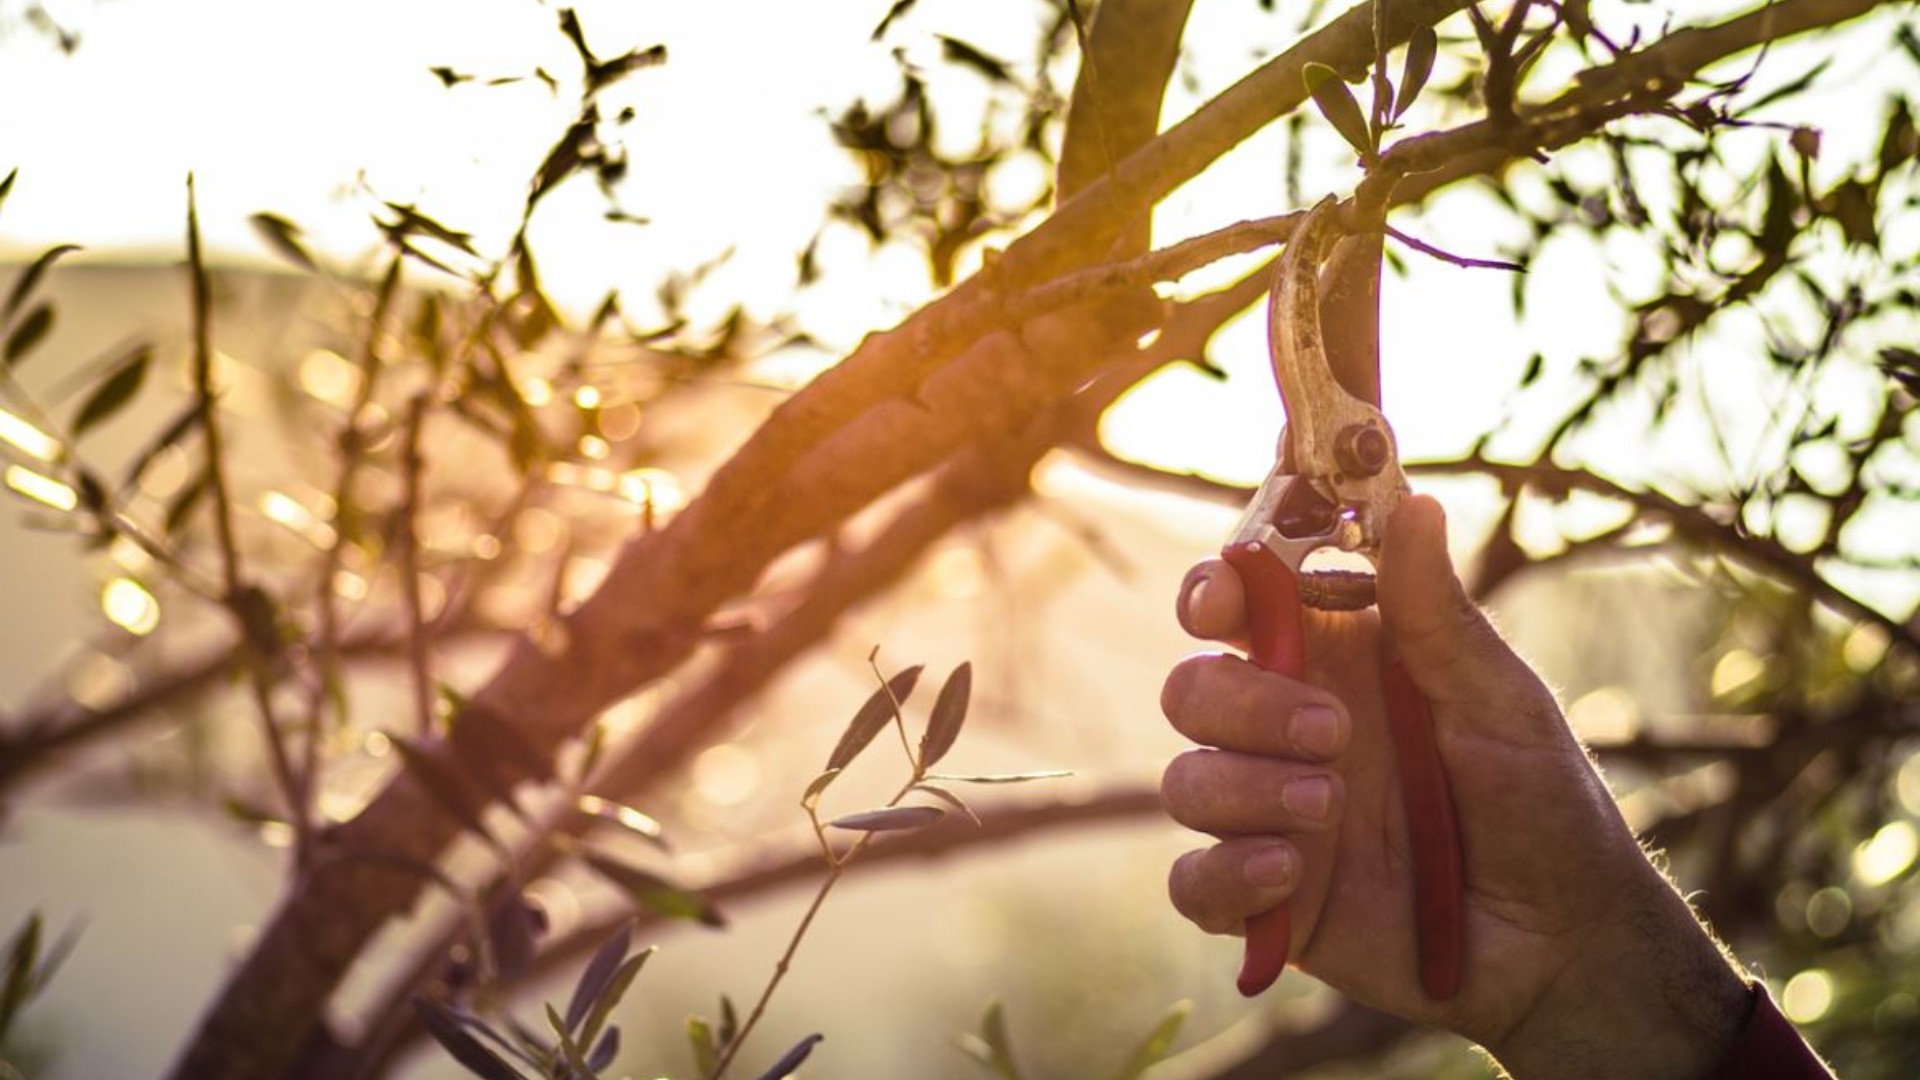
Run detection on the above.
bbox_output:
[1222,196,1465,1001]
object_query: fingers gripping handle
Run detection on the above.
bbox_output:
[1220,541,1307,997]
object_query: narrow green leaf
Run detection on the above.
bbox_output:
[3,243,81,324]
[826,665,924,771]
[564,920,633,1034]
[910,783,979,826]
[581,851,725,927]
[828,805,946,832]
[929,770,1071,785]
[800,768,841,811]
[687,1015,719,1076]
[164,468,211,536]
[414,997,532,1080]
[1395,26,1437,120]
[391,735,504,853]
[121,400,201,488]
[578,721,608,783]
[919,661,972,769]
[71,346,151,438]
[578,947,655,1055]
[4,303,54,366]
[1108,1000,1191,1080]
[975,998,1024,1080]
[1304,63,1374,159]
[752,1033,824,1080]
[577,795,669,850]
[544,1002,595,1078]
[0,914,43,1038]
[248,212,319,273]
[586,1026,620,1072]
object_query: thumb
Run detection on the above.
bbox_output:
[1378,495,1556,740]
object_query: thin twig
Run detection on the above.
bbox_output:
[398,394,435,736]
[1384,224,1526,271]
[186,174,309,862]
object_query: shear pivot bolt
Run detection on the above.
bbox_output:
[1335,425,1392,478]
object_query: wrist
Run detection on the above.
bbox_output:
[1489,875,1752,1080]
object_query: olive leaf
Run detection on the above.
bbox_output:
[828,805,946,832]
[687,1014,719,1076]
[580,851,725,927]
[800,767,842,812]
[414,997,530,1080]
[1304,63,1373,160]
[563,920,632,1034]
[927,770,1071,784]
[910,782,979,825]
[956,998,1025,1080]
[4,243,81,324]
[1108,1000,1191,1080]
[71,345,152,438]
[4,303,54,367]
[825,664,923,771]
[753,1033,824,1080]
[1395,26,1438,121]
[248,212,319,273]
[919,661,972,769]
[390,735,505,854]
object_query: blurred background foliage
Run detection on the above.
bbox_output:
[0,0,1916,1078]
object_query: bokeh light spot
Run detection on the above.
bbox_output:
[102,577,160,636]
[692,743,760,807]
[1852,821,1918,887]
[1781,969,1834,1024]
[5,464,78,510]
[1805,886,1853,939]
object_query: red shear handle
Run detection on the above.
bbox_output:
[1220,541,1306,997]
[1383,655,1465,1000]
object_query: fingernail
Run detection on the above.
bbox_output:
[1243,843,1294,888]
[1289,705,1342,757]
[1283,777,1333,823]
[1180,574,1210,628]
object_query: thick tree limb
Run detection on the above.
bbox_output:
[167,3,1888,1075]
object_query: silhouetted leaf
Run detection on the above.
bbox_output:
[248,213,319,273]
[1519,352,1545,388]
[1758,154,1798,257]
[391,735,504,853]
[4,303,53,367]
[564,920,632,1034]
[960,998,1024,1080]
[589,44,667,93]
[1879,98,1917,173]
[1880,347,1920,395]
[1395,26,1437,120]
[872,0,917,39]
[1305,63,1373,159]
[120,400,201,487]
[0,169,15,217]
[71,346,151,438]
[938,36,1013,84]
[910,783,979,825]
[429,65,474,88]
[919,661,972,769]
[1739,57,1832,117]
[753,1033,824,1080]
[4,243,80,324]
[801,768,842,812]
[577,947,654,1054]
[586,1026,620,1072]
[1108,1000,1190,1080]
[0,913,42,1038]
[544,1003,594,1077]
[164,468,211,536]
[414,997,530,1080]
[929,770,1071,784]
[826,665,923,771]
[383,203,478,255]
[828,805,946,832]
[581,851,725,927]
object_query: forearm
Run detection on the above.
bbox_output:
[1488,874,1753,1080]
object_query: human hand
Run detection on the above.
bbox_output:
[1161,495,1752,1079]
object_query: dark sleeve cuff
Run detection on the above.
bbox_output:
[1700,984,1833,1080]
